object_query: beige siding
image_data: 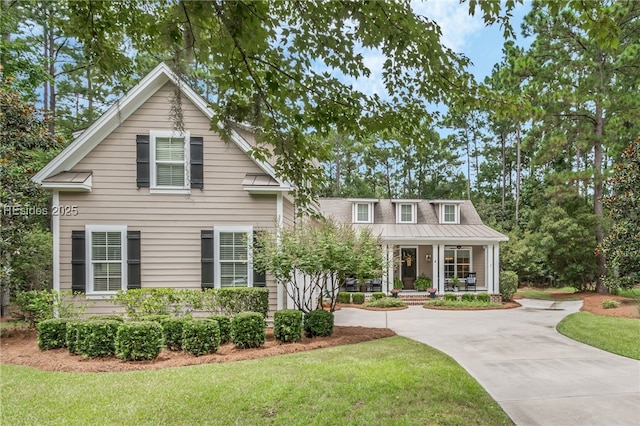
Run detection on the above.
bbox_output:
[417,245,434,280]
[283,197,296,228]
[58,82,278,313]
[472,246,486,286]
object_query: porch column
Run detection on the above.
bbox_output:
[485,245,493,293]
[437,244,445,292]
[383,244,393,293]
[431,244,439,293]
[492,243,500,294]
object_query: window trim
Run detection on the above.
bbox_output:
[85,225,127,296]
[397,203,417,224]
[441,204,459,224]
[149,130,190,193]
[214,225,253,288]
[353,202,374,224]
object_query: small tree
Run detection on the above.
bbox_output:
[253,219,383,313]
[601,138,640,291]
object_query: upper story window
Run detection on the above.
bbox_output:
[442,204,458,224]
[150,130,190,192]
[397,203,417,224]
[353,202,374,223]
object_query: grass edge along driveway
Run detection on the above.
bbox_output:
[1,336,513,425]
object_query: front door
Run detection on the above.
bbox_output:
[401,248,417,289]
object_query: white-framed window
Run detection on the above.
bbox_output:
[397,203,417,224]
[444,247,471,279]
[150,130,190,192]
[215,226,252,287]
[86,225,127,295]
[441,204,458,224]
[353,202,373,223]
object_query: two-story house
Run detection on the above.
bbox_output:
[318,198,508,295]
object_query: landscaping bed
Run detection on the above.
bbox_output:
[0,325,395,373]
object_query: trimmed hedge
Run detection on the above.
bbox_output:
[476,293,491,302]
[337,292,351,304]
[274,309,303,343]
[370,292,386,301]
[66,320,82,354]
[461,293,476,302]
[231,312,266,349]
[116,321,164,361]
[443,294,458,301]
[209,315,232,344]
[37,318,72,350]
[86,314,124,322]
[159,317,191,351]
[351,292,365,305]
[139,315,171,324]
[76,320,120,358]
[364,298,405,308]
[304,310,334,338]
[182,319,220,356]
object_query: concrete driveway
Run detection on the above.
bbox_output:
[334,300,640,426]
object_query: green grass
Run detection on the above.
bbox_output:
[0,337,513,425]
[615,288,640,300]
[516,287,579,300]
[557,312,640,360]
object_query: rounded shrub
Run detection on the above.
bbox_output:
[337,292,351,304]
[86,314,125,322]
[139,315,171,324]
[500,271,518,301]
[182,318,220,356]
[461,293,476,302]
[370,292,386,301]
[76,320,120,358]
[304,310,334,338]
[115,321,164,361]
[159,316,191,350]
[65,320,82,354]
[273,309,303,343]
[601,299,620,309]
[231,312,266,349]
[351,292,365,305]
[209,315,232,344]
[476,293,491,303]
[37,318,72,350]
[443,293,458,302]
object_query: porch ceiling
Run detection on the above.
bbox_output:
[354,223,508,242]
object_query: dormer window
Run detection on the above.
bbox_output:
[442,204,458,224]
[395,202,418,224]
[354,202,373,223]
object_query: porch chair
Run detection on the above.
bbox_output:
[345,277,357,292]
[465,272,477,292]
[370,278,382,292]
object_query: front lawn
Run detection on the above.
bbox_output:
[557,312,640,360]
[516,286,579,300]
[1,336,513,425]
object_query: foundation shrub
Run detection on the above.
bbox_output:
[209,315,232,344]
[182,318,221,356]
[476,293,491,303]
[443,294,458,302]
[337,292,352,304]
[500,271,518,301]
[370,292,386,301]
[76,320,120,358]
[115,321,164,361]
[86,314,124,322]
[274,309,303,343]
[65,320,82,354]
[231,312,266,349]
[160,316,191,350]
[351,292,365,304]
[37,318,72,350]
[461,293,476,302]
[304,310,334,338]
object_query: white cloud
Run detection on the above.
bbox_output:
[411,0,485,53]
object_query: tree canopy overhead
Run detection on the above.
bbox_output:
[15,0,516,207]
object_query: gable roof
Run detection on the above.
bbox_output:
[318,198,508,242]
[32,63,290,191]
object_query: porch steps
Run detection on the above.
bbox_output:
[397,293,432,306]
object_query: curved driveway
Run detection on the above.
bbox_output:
[334,300,640,426]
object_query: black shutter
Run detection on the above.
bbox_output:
[71,230,86,293]
[190,136,204,189]
[201,230,214,289]
[136,134,150,188]
[127,231,141,289]
[252,230,266,287]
